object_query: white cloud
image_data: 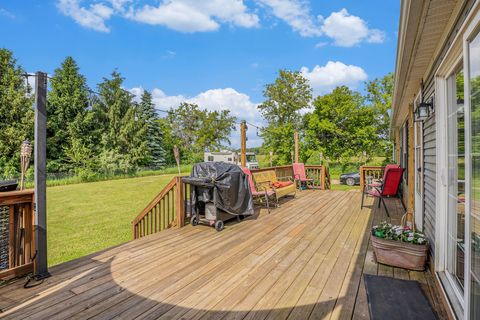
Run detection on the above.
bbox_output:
[57,0,114,32]
[0,8,15,19]
[314,41,327,48]
[300,61,368,95]
[58,0,258,33]
[127,0,259,32]
[130,87,263,147]
[257,0,321,37]
[56,1,385,47]
[320,9,385,47]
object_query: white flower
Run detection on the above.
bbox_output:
[408,236,414,242]
[418,238,425,244]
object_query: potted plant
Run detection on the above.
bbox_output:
[371,222,429,271]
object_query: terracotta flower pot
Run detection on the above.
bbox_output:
[371,235,429,271]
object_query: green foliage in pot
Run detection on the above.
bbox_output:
[372,222,427,245]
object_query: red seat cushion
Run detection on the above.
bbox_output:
[272,181,293,188]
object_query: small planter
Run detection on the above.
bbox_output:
[371,235,429,271]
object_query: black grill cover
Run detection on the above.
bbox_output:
[183,162,253,216]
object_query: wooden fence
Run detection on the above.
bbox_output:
[0,190,35,280]
[359,166,385,193]
[132,165,331,239]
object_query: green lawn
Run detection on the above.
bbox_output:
[47,174,178,266]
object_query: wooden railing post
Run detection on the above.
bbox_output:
[360,166,365,193]
[175,176,184,228]
[320,166,326,190]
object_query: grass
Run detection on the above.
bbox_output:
[330,184,360,191]
[47,174,180,266]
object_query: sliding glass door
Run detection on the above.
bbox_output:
[468,28,480,320]
[446,66,466,294]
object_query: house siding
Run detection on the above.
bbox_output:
[419,0,476,262]
[423,113,436,256]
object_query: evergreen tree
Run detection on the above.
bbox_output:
[0,48,34,177]
[138,90,166,168]
[94,71,148,173]
[47,56,92,172]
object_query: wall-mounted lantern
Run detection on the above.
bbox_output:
[414,98,434,122]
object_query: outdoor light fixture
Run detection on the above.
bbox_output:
[415,98,434,122]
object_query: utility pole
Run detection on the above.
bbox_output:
[34,71,50,279]
[294,131,299,164]
[240,120,247,167]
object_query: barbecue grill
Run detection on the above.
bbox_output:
[183,162,253,231]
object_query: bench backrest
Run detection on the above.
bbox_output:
[252,170,278,185]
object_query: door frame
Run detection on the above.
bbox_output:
[436,56,465,317]
[414,91,424,231]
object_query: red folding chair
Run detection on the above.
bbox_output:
[366,164,399,188]
[293,163,314,190]
[361,167,405,217]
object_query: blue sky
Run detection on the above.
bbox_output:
[0,0,400,147]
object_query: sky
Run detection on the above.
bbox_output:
[0,0,400,147]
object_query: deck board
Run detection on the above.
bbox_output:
[0,190,446,319]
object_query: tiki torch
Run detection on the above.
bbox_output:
[20,140,32,190]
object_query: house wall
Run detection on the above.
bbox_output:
[422,80,436,257]
[395,0,476,261]
[420,0,475,262]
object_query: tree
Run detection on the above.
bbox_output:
[258,70,312,164]
[0,48,34,177]
[137,90,166,168]
[47,56,92,172]
[94,71,148,173]
[365,72,394,159]
[304,86,377,165]
[162,102,236,163]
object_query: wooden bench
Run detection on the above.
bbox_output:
[252,170,296,200]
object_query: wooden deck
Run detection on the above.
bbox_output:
[0,190,446,319]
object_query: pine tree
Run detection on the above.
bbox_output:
[47,56,92,172]
[138,90,166,168]
[94,71,148,173]
[0,48,34,177]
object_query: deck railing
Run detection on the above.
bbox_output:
[250,165,330,190]
[0,190,35,280]
[132,164,330,239]
[132,177,189,240]
[359,166,385,192]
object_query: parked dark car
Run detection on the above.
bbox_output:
[340,172,360,186]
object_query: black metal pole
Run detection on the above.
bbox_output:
[34,71,50,279]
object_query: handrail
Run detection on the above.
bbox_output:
[0,189,35,280]
[131,176,187,239]
[359,166,385,193]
